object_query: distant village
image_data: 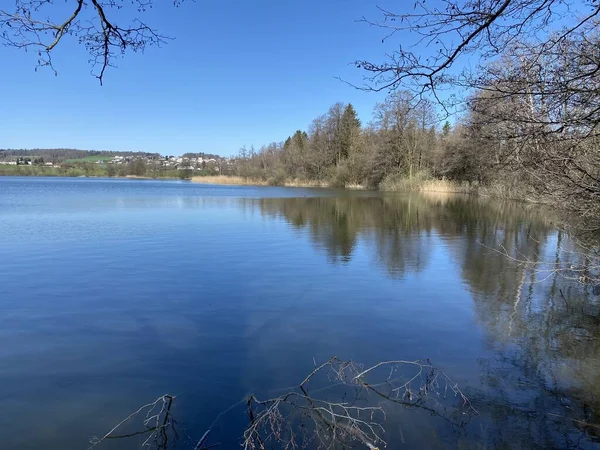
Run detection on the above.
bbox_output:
[102,154,230,171]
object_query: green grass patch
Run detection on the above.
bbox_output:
[65,154,114,163]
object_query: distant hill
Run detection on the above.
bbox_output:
[0,149,227,162]
[0,149,161,162]
[181,152,226,160]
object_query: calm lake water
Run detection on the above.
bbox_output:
[1,177,599,449]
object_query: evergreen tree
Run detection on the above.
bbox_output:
[338,104,361,163]
[442,121,451,137]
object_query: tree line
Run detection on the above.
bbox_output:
[234,98,437,188]
[230,94,533,192]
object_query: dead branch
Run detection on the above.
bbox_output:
[87,394,214,450]
[0,0,188,83]
[243,357,477,449]
[89,358,476,450]
[353,0,600,97]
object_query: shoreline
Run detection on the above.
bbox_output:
[190,175,477,195]
[191,175,365,189]
[190,175,546,206]
[0,173,181,180]
[0,173,542,205]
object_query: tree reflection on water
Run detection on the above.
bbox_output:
[254,192,600,449]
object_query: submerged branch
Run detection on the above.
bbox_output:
[89,357,476,449]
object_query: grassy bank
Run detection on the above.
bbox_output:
[191,175,269,186]
[194,173,477,195]
[0,165,89,177]
[380,174,473,194]
[192,174,533,203]
[0,164,183,179]
[378,171,539,203]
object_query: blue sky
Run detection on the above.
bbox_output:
[0,0,401,156]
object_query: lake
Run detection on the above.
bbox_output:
[0,176,599,449]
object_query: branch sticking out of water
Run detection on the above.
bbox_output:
[244,356,477,449]
[89,357,477,449]
[88,394,181,450]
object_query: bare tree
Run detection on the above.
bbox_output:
[464,34,600,225]
[0,0,189,84]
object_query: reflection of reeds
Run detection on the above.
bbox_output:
[416,190,469,203]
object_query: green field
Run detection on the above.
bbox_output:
[65,154,114,163]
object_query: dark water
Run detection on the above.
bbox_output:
[1,177,599,449]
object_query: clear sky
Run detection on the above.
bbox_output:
[0,0,401,156]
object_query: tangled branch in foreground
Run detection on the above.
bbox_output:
[244,357,476,450]
[89,357,477,449]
